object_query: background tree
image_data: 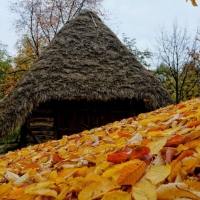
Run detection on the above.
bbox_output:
[154,21,200,103]
[122,34,153,69]
[14,35,38,71]
[7,0,105,96]
[0,42,17,98]
[10,0,105,59]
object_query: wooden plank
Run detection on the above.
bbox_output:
[30,118,54,122]
[29,127,54,131]
[32,131,54,136]
[30,121,54,127]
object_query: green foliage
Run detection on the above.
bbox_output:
[0,42,14,98]
[154,63,200,103]
[122,34,152,68]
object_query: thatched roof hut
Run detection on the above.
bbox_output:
[0,10,173,144]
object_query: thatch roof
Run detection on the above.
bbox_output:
[0,10,173,136]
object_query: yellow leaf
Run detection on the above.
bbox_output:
[48,170,58,181]
[117,160,146,186]
[0,161,8,167]
[132,182,157,200]
[181,156,199,173]
[95,161,112,175]
[115,137,127,149]
[168,160,182,182]
[29,188,57,197]
[78,181,120,200]
[57,187,69,200]
[103,160,134,180]
[66,177,86,192]
[184,179,200,191]
[146,138,167,154]
[25,181,53,194]
[102,190,131,200]
[93,144,116,153]
[196,145,200,154]
[0,183,12,199]
[0,167,6,176]
[176,144,189,154]
[156,183,200,199]
[85,174,110,182]
[58,168,77,178]
[146,164,171,185]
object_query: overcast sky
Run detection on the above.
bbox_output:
[0,0,200,57]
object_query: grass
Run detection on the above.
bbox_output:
[0,127,20,154]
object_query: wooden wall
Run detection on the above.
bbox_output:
[24,99,149,145]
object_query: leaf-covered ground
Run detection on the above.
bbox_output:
[0,98,200,199]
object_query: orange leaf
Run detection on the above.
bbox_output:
[129,146,150,160]
[165,135,184,147]
[176,149,194,162]
[117,160,146,186]
[177,104,186,109]
[0,183,12,197]
[107,152,129,164]
[168,161,181,182]
[185,120,200,128]
[4,187,25,198]
[21,162,40,173]
[147,125,166,132]
[118,132,133,138]
[140,139,152,145]
[52,154,65,164]
[184,139,200,149]
[183,110,196,117]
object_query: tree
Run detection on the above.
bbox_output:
[14,36,38,71]
[154,21,200,103]
[0,42,15,98]
[122,34,153,69]
[10,0,105,59]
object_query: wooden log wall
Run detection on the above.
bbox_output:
[24,99,149,145]
[26,106,56,145]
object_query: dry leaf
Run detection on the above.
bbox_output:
[132,182,157,200]
[147,138,167,154]
[156,183,200,199]
[78,181,120,200]
[117,160,146,186]
[102,190,131,200]
[146,164,171,185]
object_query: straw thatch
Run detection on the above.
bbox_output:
[0,10,173,136]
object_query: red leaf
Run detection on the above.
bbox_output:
[129,146,150,160]
[107,152,129,164]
